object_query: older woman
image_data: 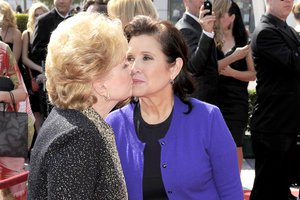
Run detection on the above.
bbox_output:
[106,16,243,200]
[0,0,22,62]
[107,0,158,27]
[27,13,132,199]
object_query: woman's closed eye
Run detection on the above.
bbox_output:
[127,55,135,63]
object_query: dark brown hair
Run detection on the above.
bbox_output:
[124,15,195,113]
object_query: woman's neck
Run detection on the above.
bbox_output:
[139,92,174,125]
[92,99,117,119]
[222,29,235,53]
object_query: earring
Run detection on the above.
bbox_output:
[170,79,174,85]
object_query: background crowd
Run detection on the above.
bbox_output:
[0,0,299,199]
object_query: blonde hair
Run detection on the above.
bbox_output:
[27,2,49,34]
[107,0,159,27]
[46,13,128,110]
[212,0,232,48]
[0,0,17,28]
[293,1,300,21]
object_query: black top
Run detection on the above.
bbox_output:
[25,32,40,77]
[31,9,71,66]
[0,36,13,50]
[134,103,172,200]
[216,47,249,122]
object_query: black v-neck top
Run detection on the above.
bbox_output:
[134,103,173,200]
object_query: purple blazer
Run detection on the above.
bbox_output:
[106,96,243,200]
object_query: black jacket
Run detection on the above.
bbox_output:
[31,9,69,66]
[176,13,218,105]
[27,107,128,199]
[250,14,300,134]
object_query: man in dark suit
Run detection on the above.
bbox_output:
[31,0,73,66]
[250,0,300,199]
[175,0,218,105]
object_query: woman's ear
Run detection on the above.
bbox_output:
[231,14,236,23]
[92,79,106,97]
[170,57,183,80]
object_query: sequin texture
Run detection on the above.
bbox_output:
[27,107,128,200]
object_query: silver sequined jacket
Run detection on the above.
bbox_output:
[27,107,128,200]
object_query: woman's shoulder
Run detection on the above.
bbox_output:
[21,29,29,37]
[37,108,101,150]
[13,27,21,36]
[42,108,98,137]
[188,97,219,113]
[107,103,134,121]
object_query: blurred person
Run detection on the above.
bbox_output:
[213,0,256,172]
[0,41,32,200]
[292,1,300,32]
[83,0,108,14]
[27,13,132,199]
[106,15,243,200]
[16,5,23,14]
[0,0,22,62]
[21,2,49,133]
[31,0,73,72]
[107,0,158,27]
[175,0,219,104]
[249,0,300,199]
[30,0,73,121]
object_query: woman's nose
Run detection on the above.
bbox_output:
[130,60,140,74]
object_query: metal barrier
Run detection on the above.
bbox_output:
[0,171,29,189]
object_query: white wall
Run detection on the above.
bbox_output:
[152,0,168,20]
[251,0,266,27]
[7,0,33,11]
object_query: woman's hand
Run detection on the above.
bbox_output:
[232,45,250,62]
[219,65,234,77]
[36,74,46,84]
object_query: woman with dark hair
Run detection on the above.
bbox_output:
[214,0,256,172]
[106,15,243,200]
[83,0,108,14]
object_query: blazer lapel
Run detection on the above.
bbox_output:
[277,27,300,48]
[262,15,300,48]
[183,13,202,33]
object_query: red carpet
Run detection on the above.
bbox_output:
[243,190,299,200]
